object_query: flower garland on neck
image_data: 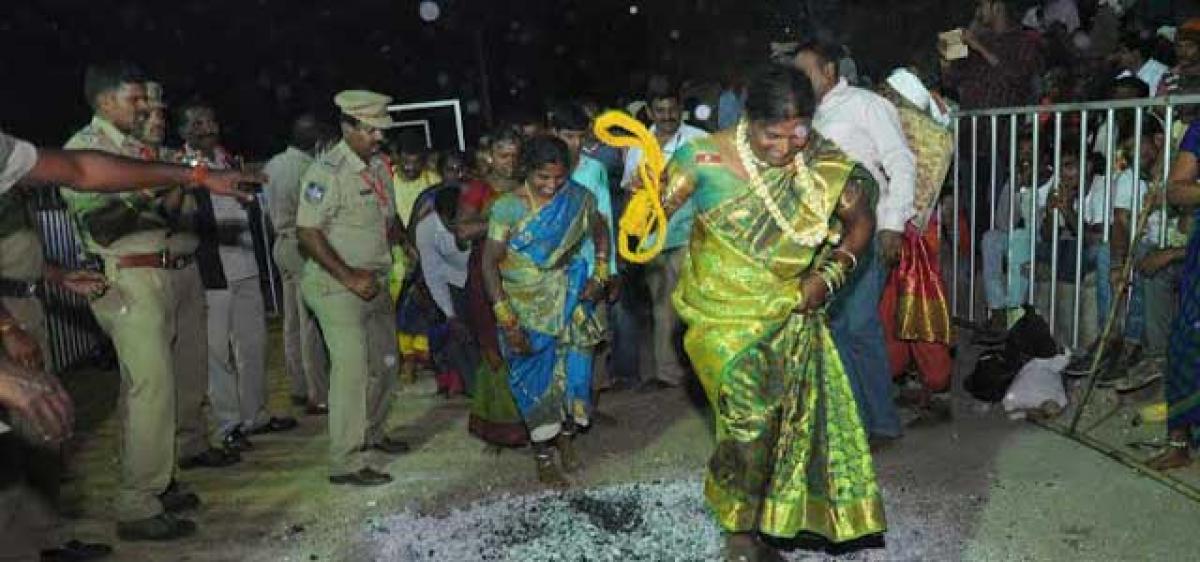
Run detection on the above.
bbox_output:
[734,119,834,247]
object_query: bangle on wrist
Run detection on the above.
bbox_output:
[819,274,836,299]
[832,248,858,272]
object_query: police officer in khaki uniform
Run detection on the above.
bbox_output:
[297,91,409,486]
[61,62,197,541]
[263,113,331,414]
[0,124,260,557]
[135,82,240,471]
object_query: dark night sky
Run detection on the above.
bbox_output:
[0,0,965,158]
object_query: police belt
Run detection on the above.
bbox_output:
[0,278,41,299]
[100,252,196,270]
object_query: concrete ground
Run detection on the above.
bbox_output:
[47,324,1200,561]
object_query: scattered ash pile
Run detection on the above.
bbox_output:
[362,476,967,561]
[364,480,723,561]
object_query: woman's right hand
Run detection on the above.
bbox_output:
[341,268,379,301]
[797,274,831,313]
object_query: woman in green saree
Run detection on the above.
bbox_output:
[662,67,885,560]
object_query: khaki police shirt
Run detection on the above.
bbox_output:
[262,146,314,274]
[62,116,167,256]
[296,140,395,287]
[0,129,37,195]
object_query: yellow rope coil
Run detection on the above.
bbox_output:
[592,110,668,264]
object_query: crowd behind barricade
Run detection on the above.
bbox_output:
[0,1,1198,560]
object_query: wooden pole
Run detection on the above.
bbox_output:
[1032,419,1200,503]
[1067,200,1159,434]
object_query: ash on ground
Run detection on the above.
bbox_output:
[365,480,721,561]
[362,478,962,561]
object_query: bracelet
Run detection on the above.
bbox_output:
[492,300,518,328]
[816,259,848,296]
[819,274,836,298]
[189,162,209,186]
[832,248,858,272]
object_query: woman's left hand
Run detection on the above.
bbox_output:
[580,278,606,302]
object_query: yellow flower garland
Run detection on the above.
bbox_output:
[733,120,834,247]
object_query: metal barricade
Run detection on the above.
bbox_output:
[30,191,105,374]
[950,94,1200,350]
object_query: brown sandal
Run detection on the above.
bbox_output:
[1146,442,1192,471]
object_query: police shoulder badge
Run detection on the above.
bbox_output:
[304,182,327,203]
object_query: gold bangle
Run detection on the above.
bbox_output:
[818,260,847,292]
[832,248,858,272]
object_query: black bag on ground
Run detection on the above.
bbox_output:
[1005,304,1059,361]
[964,305,1059,403]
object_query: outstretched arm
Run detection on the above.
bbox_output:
[24,149,260,201]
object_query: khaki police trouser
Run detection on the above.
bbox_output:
[91,264,175,522]
[302,274,397,475]
[2,229,49,361]
[169,262,210,459]
[640,247,688,386]
[280,270,329,405]
[206,276,269,438]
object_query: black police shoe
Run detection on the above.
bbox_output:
[116,513,197,542]
[329,468,393,486]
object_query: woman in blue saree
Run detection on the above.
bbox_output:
[481,136,610,484]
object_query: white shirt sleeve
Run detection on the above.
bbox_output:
[868,97,917,232]
[620,146,642,189]
[1111,170,1143,211]
[0,131,37,195]
[416,215,457,318]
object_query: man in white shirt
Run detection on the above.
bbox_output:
[415,185,476,395]
[794,40,916,438]
[981,138,1054,321]
[1023,0,1081,33]
[622,83,708,390]
[179,101,296,453]
[1114,34,1169,96]
[1100,125,1180,381]
[263,113,331,414]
